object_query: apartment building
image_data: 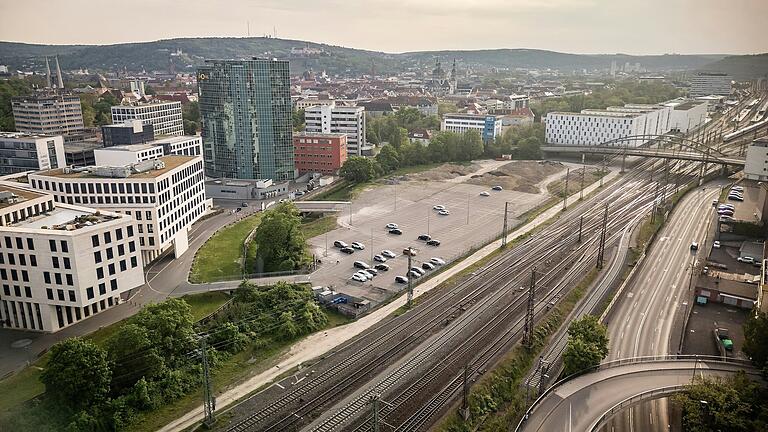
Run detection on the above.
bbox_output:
[441,113,503,142]
[0,132,66,175]
[305,103,366,156]
[102,119,155,147]
[0,185,144,332]
[111,101,184,137]
[293,132,347,175]
[690,72,733,97]
[11,93,85,136]
[29,152,207,263]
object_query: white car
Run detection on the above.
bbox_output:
[480,191,490,197]
[719,215,734,222]
[438,210,450,216]
[351,242,365,250]
[718,204,735,210]
[430,257,446,266]
[385,223,399,230]
[373,254,387,263]
[738,256,755,264]
[355,270,374,280]
[713,241,721,249]
[731,186,744,192]
[351,273,367,282]
[727,196,744,202]
[410,266,425,276]
[381,250,397,258]
[433,205,446,211]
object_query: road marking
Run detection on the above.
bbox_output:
[275,383,284,389]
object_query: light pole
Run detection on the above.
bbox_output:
[370,228,373,262]
[324,232,328,257]
[427,208,430,236]
[466,191,470,225]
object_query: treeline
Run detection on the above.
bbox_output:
[251,202,311,273]
[531,81,682,120]
[366,107,440,146]
[339,124,545,183]
[17,282,328,431]
[0,77,43,130]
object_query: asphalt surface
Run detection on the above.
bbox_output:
[603,184,722,432]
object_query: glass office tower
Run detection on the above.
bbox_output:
[198,58,294,181]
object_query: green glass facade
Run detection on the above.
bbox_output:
[198,59,294,181]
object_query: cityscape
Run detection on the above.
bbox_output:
[1,2,768,432]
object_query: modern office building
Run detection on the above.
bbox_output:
[0,185,144,332]
[744,138,768,181]
[29,152,207,263]
[293,132,348,175]
[102,120,155,147]
[505,94,530,110]
[441,113,503,142]
[690,72,733,97]
[93,144,165,166]
[198,58,295,181]
[305,103,366,156]
[151,135,202,157]
[0,132,66,175]
[110,101,184,137]
[663,99,709,133]
[11,93,85,136]
[63,141,101,167]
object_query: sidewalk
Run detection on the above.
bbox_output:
[159,169,621,432]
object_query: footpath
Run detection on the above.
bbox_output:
[159,169,621,432]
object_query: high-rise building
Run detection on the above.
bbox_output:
[690,72,733,97]
[0,132,66,175]
[12,94,85,136]
[304,103,366,156]
[102,120,155,147]
[197,58,295,181]
[110,101,184,137]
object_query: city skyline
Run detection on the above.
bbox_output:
[0,0,766,55]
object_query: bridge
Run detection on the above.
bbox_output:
[516,355,760,432]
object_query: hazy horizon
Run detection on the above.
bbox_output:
[1,0,767,55]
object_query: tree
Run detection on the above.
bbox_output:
[744,311,768,369]
[292,108,305,132]
[561,315,609,376]
[182,101,200,135]
[41,338,112,410]
[253,202,307,272]
[517,136,542,160]
[132,299,196,367]
[459,130,484,161]
[340,156,378,183]
[105,324,164,392]
[375,144,401,173]
[278,311,299,340]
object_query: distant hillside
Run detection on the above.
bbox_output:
[0,37,744,76]
[698,53,768,80]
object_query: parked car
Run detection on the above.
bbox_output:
[386,223,399,230]
[373,254,387,262]
[719,215,734,222]
[389,228,403,235]
[375,263,390,271]
[712,199,718,207]
[430,257,446,266]
[351,273,367,282]
[409,270,422,279]
[433,205,446,211]
[492,185,503,191]
[718,204,735,210]
[410,267,425,276]
[340,247,355,254]
[418,234,431,241]
[718,209,734,216]
[395,275,409,284]
[690,242,699,250]
[438,210,450,216]
[355,270,373,280]
[480,191,490,197]
[403,248,417,256]
[427,239,441,246]
[241,202,249,207]
[295,191,305,197]
[713,241,721,249]
[422,262,436,271]
[727,195,744,202]
[731,186,744,192]
[363,268,378,277]
[351,242,365,250]
[334,240,349,248]
[738,256,755,264]
[382,250,396,258]
[353,260,370,269]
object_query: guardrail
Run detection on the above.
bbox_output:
[589,385,685,431]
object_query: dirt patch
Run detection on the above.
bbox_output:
[394,162,482,182]
[547,167,605,197]
[466,160,565,193]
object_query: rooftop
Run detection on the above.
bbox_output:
[39,155,195,180]
[100,143,161,152]
[293,132,348,139]
[673,101,703,111]
[697,275,758,300]
[11,206,121,231]
[0,185,46,210]
[0,131,60,140]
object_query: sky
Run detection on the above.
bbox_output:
[1,0,766,55]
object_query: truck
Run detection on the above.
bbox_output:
[714,327,734,357]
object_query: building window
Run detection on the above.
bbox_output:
[92,235,99,247]
[49,239,57,252]
[46,288,53,300]
[86,287,94,300]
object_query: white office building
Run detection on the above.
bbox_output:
[663,99,709,133]
[111,101,184,137]
[744,138,768,181]
[305,104,366,156]
[441,113,503,142]
[0,185,144,332]
[29,152,207,263]
[545,104,673,146]
[505,94,530,110]
[690,72,732,97]
[0,132,66,175]
[151,135,203,157]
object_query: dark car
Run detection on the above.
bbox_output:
[395,275,409,284]
[389,228,403,235]
[417,234,431,241]
[340,247,355,254]
[422,262,436,271]
[334,240,348,248]
[375,263,390,271]
[353,260,370,269]
[492,186,503,191]
[426,239,441,246]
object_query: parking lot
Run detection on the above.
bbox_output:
[306,161,572,302]
[683,302,749,359]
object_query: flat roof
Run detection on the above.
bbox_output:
[0,131,59,140]
[697,276,758,300]
[0,185,46,210]
[548,111,638,118]
[293,132,348,139]
[99,143,161,152]
[673,101,702,111]
[39,155,195,180]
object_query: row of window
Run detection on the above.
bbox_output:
[0,252,37,267]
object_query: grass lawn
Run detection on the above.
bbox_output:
[189,213,262,283]
[301,215,338,239]
[313,180,371,201]
[182,291,232,321]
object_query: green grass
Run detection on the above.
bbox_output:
[300,215,338,239]
[387,162,446,176]
[313,180,371,201]
[189,213,263,283]
[182,292,232,321]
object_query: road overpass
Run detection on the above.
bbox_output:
[516,355,759,432]
[541,145,745,166]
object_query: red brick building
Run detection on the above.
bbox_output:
[293,132,347,175]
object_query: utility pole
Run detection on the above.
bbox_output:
[466,192,470,225]
[324,232,328,257]
[460,364,470,420]
[580,155,586,200]
[501,202,509,248]
[663,158,670,204]
[427,208,430,236]
[407,248,414,308]
[578,215,583,243]
[523,268,536,348]
[394,183,397,211]
[651,180,660,223]
[596,204,608,270]
[562,167,570,211]
[370,228,374,262]
[201,338,216,428]
[370,393,381,432]
[600,155,606,187]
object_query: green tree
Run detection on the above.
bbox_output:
[105,324,164,392]
[208,322,249,354]
[517,136,542,160]
[278,311,299,340]
[340,156,378,182]
[375,144,401,173]
[0,77,39,130]
[182,101,200,135]
[744,310,768,369]
[460,130,484,161]
[253,202,307,272]
[143,84,156,96]
[132,299,196,367]
[292,108,305,132]
[562,315,609,376]
[567,315,609,357]
[41,338,112,411]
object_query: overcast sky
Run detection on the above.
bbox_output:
[1,0,766,54]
